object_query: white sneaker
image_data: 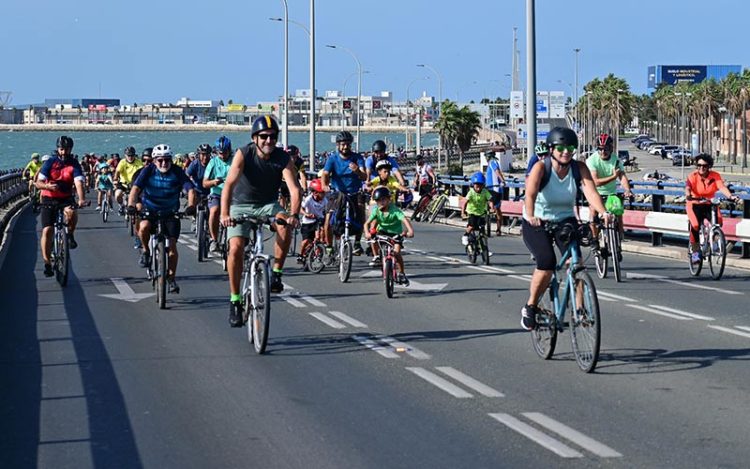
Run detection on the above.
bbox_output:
[461,235,469,246]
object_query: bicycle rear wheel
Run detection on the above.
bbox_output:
[384,258,394,298]
[55,227,69,287]
[339,239,352,283]
[102,199,109,223]
[307,242,326,273]
[411,196,430,222]
[428,197,447,224]
[155,240,167,309]
[219,226,228,272]
[197,210,207,262]
[569,271,601,373]
[250,258,271,354]
[609,227,622,283]
[708,227,727,280]
[531,288,557,360]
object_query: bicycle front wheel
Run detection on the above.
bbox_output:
[428,197,447,224]
[219,226,228,272]
[55,227,69,287]
[128,214,135,237]
[197,210,207,262]
[155,240,167,309]
[609,227,622,283]
[412,196,430,222]
[480,235,490,265]
[102,200,109,223]
[339,240,352,283]
[250,258,271,354]
[569,271,601,373]
[688,239,703,276]
[307,242,326,273]
[531,288,558,360]
[384,258,394,298]
[708,226,727,280]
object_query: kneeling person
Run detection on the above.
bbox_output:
[364,187,414,286]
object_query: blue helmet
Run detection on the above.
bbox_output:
[216,135,232,153]
[470,172,486,185]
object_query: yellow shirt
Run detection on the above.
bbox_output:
[369,175,402,203]
[24,160,42,178]
[115,159,144,185]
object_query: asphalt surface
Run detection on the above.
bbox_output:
[1,204,750,468]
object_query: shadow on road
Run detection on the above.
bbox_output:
[595,347,750,375]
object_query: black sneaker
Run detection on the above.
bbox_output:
[67,234,78,250]
[398,272,410,286]
[229,301,244,327]
[43,263,54,277]
[168,279,180,294]
[270,272,284,293]
[352,243,364,256]
[139,251,151,268]
[520,304,538,331]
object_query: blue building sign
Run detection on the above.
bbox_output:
[648,65,742,89]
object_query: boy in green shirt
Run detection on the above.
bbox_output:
[364,187,415,286]
[461,172,493,246]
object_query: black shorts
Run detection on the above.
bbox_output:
[418,183,434,197]
[300,221,319,241]
[489,190,503,209]
[143,214,181,239]
[467,214,486,230]
[40,196,76,228]
[522,217,581,271]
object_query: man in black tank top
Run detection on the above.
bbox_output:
[220,116,301,327]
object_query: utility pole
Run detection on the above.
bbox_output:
[525,0,537,157]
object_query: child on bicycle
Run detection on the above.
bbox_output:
[364,187,414,285]
[461,172,493,246]
[366,159,408,205]
[298,179,328,265]
[96,165,115,211]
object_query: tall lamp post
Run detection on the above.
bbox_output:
[406,76,430,152]
[615,88,626,153]
[574,48,580,131]
[525,0,537,158]
[327,44,362,152]
[309,0,316,172]
[342,70,370,130]
[417,64,443,170]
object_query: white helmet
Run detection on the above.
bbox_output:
[152,144,173,158]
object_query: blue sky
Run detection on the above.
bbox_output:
[3,0,748,106]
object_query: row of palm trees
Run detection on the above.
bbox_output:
[434,100,482,174]
[576,74,634,149]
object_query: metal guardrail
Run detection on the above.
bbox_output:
[0,169,30,247]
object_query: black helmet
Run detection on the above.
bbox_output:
[335,131,354,143]
[142,147,153,158]
[124,146,137,157]
[372,140,387,153]
[197,143,212,154]
[287,145,300,156]
[546,127,578,148]
[372,186,391,201]
[251,115,280,137]
[56,135,74,149]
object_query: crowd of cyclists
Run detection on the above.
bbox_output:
[21,116,741,332]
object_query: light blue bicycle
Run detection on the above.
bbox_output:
[531,221,601,373]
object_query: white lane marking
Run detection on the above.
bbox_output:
[627,272,743,296]
[213,260,223,266]
[406,367,473,398]
[522,412,623,458]
[439,256,469,265]
[735,326,750,332]
[309,312,346,329]
[509,274,531,283]
[353,335,399,358]
[482,265,515,274]
[327,311,367,328]
[468,265,496,274]
[300,295,326,307]
[280,293,306,308]
[185,244,198,251]
[425,256,446,262]
[597,296,616,302]
[707,325,750,339]
[597,291,636,303]
[488,413,583,458]
[626,304,691,321]
[375,335,431,360]
[177,238,189,245]
[648,305,714,321]
[435,367,504,397]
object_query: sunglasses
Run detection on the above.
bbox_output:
[696,163,710,168]
[554,145,576,153]
[257,133,278,141]
[155,158,172,164]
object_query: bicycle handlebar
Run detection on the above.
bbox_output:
[230,214,288,227]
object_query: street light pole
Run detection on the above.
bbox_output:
[525,0,537,158]
[280,0,288,148]
[417,63,443,169]
[309,0,315,172]
[342,70,369,130]
[327,45,362,152]
[574,48,580,131]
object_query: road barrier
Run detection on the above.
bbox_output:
[0,169,29,246]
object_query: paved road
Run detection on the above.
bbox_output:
[1,205,749,468]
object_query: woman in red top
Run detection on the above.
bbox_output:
[685,154,738,262]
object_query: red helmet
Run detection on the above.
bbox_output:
[596,133,614,150]
[309,179,323,193]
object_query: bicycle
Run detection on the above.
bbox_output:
[464,221,490,265]
[368,234,406,298]
[592,209,622,282]
[195,197,210,262]
[411,185,436,222]
[298,219,327,274]
[99,189,113,223]
[141,210,186,309]
[687,197,734,280]
[233,214,286,354]
[530,221,602,373]
[218,223,228,271]
[424,185,450,224]
[329,191,357,283]
[46,203,78,287]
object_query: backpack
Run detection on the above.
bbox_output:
[539,157,582,197]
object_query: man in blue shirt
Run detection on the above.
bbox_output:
[485,152,507,235]
[186,144,212,199]
[129,144,196,294]
[321,130,367,255]
[364,140,406,186]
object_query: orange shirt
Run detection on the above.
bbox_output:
[686,170,726,202]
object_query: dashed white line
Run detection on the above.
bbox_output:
[280,293,306,308]
[647,305,714,321]
[327,311,367,328]
[185,244,198,251]
[300,295,326,307]
[626,304,691,321]
[406,367,473,398]
[735,326,750,333]
[489,413,583,458]
[375,335,430,360]
[626,272,743,296]
[435,367,504,397]
[597,291,635,303]
[522,412,622,458]
[707,325,750,339]
[509,274,531,283]
[309,312,346,329]
[353,335,400,358]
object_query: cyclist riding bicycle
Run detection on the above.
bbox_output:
[36,136,88,277]
[485,152,507,235]
[279,144,309,210]
[187,144,212,199]
[297,178,328,264]
[414,155,437,196]
[685,153,738,263]
[95,165,115,210]
[23,153,42,192]
[521,127,611,331]
[365,140,406,186]
[321,130,367,255]
[586,133,632,244]
[525,143,550,176]
[461,172,494,246]
[364,186,415,285]
[129,144,197,294]
[114,146,144,214]
[366,159,408,203]
[203,136,232,253]
[220,115,301,327]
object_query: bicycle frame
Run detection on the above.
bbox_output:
[241,222,271,303]
[548,238,584,329]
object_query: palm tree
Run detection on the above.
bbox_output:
[434,100,481,174]
[721,73,741,163]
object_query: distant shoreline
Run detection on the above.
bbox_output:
[0,124,437,133]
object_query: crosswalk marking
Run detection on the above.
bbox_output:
[406,367,473,398]
[375,335,430,360]
[309,312,346,329]
[353,335,399,358]
[489,413,583,458]
[522,412,622,458]
[434,367,504,397]
[327,311,367,328]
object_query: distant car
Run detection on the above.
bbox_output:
[631,134,651,143]
[649,144,679,155]
[671,151,693,166]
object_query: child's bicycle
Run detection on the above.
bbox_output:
[298,218,327,273]
[367,233,408,298]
